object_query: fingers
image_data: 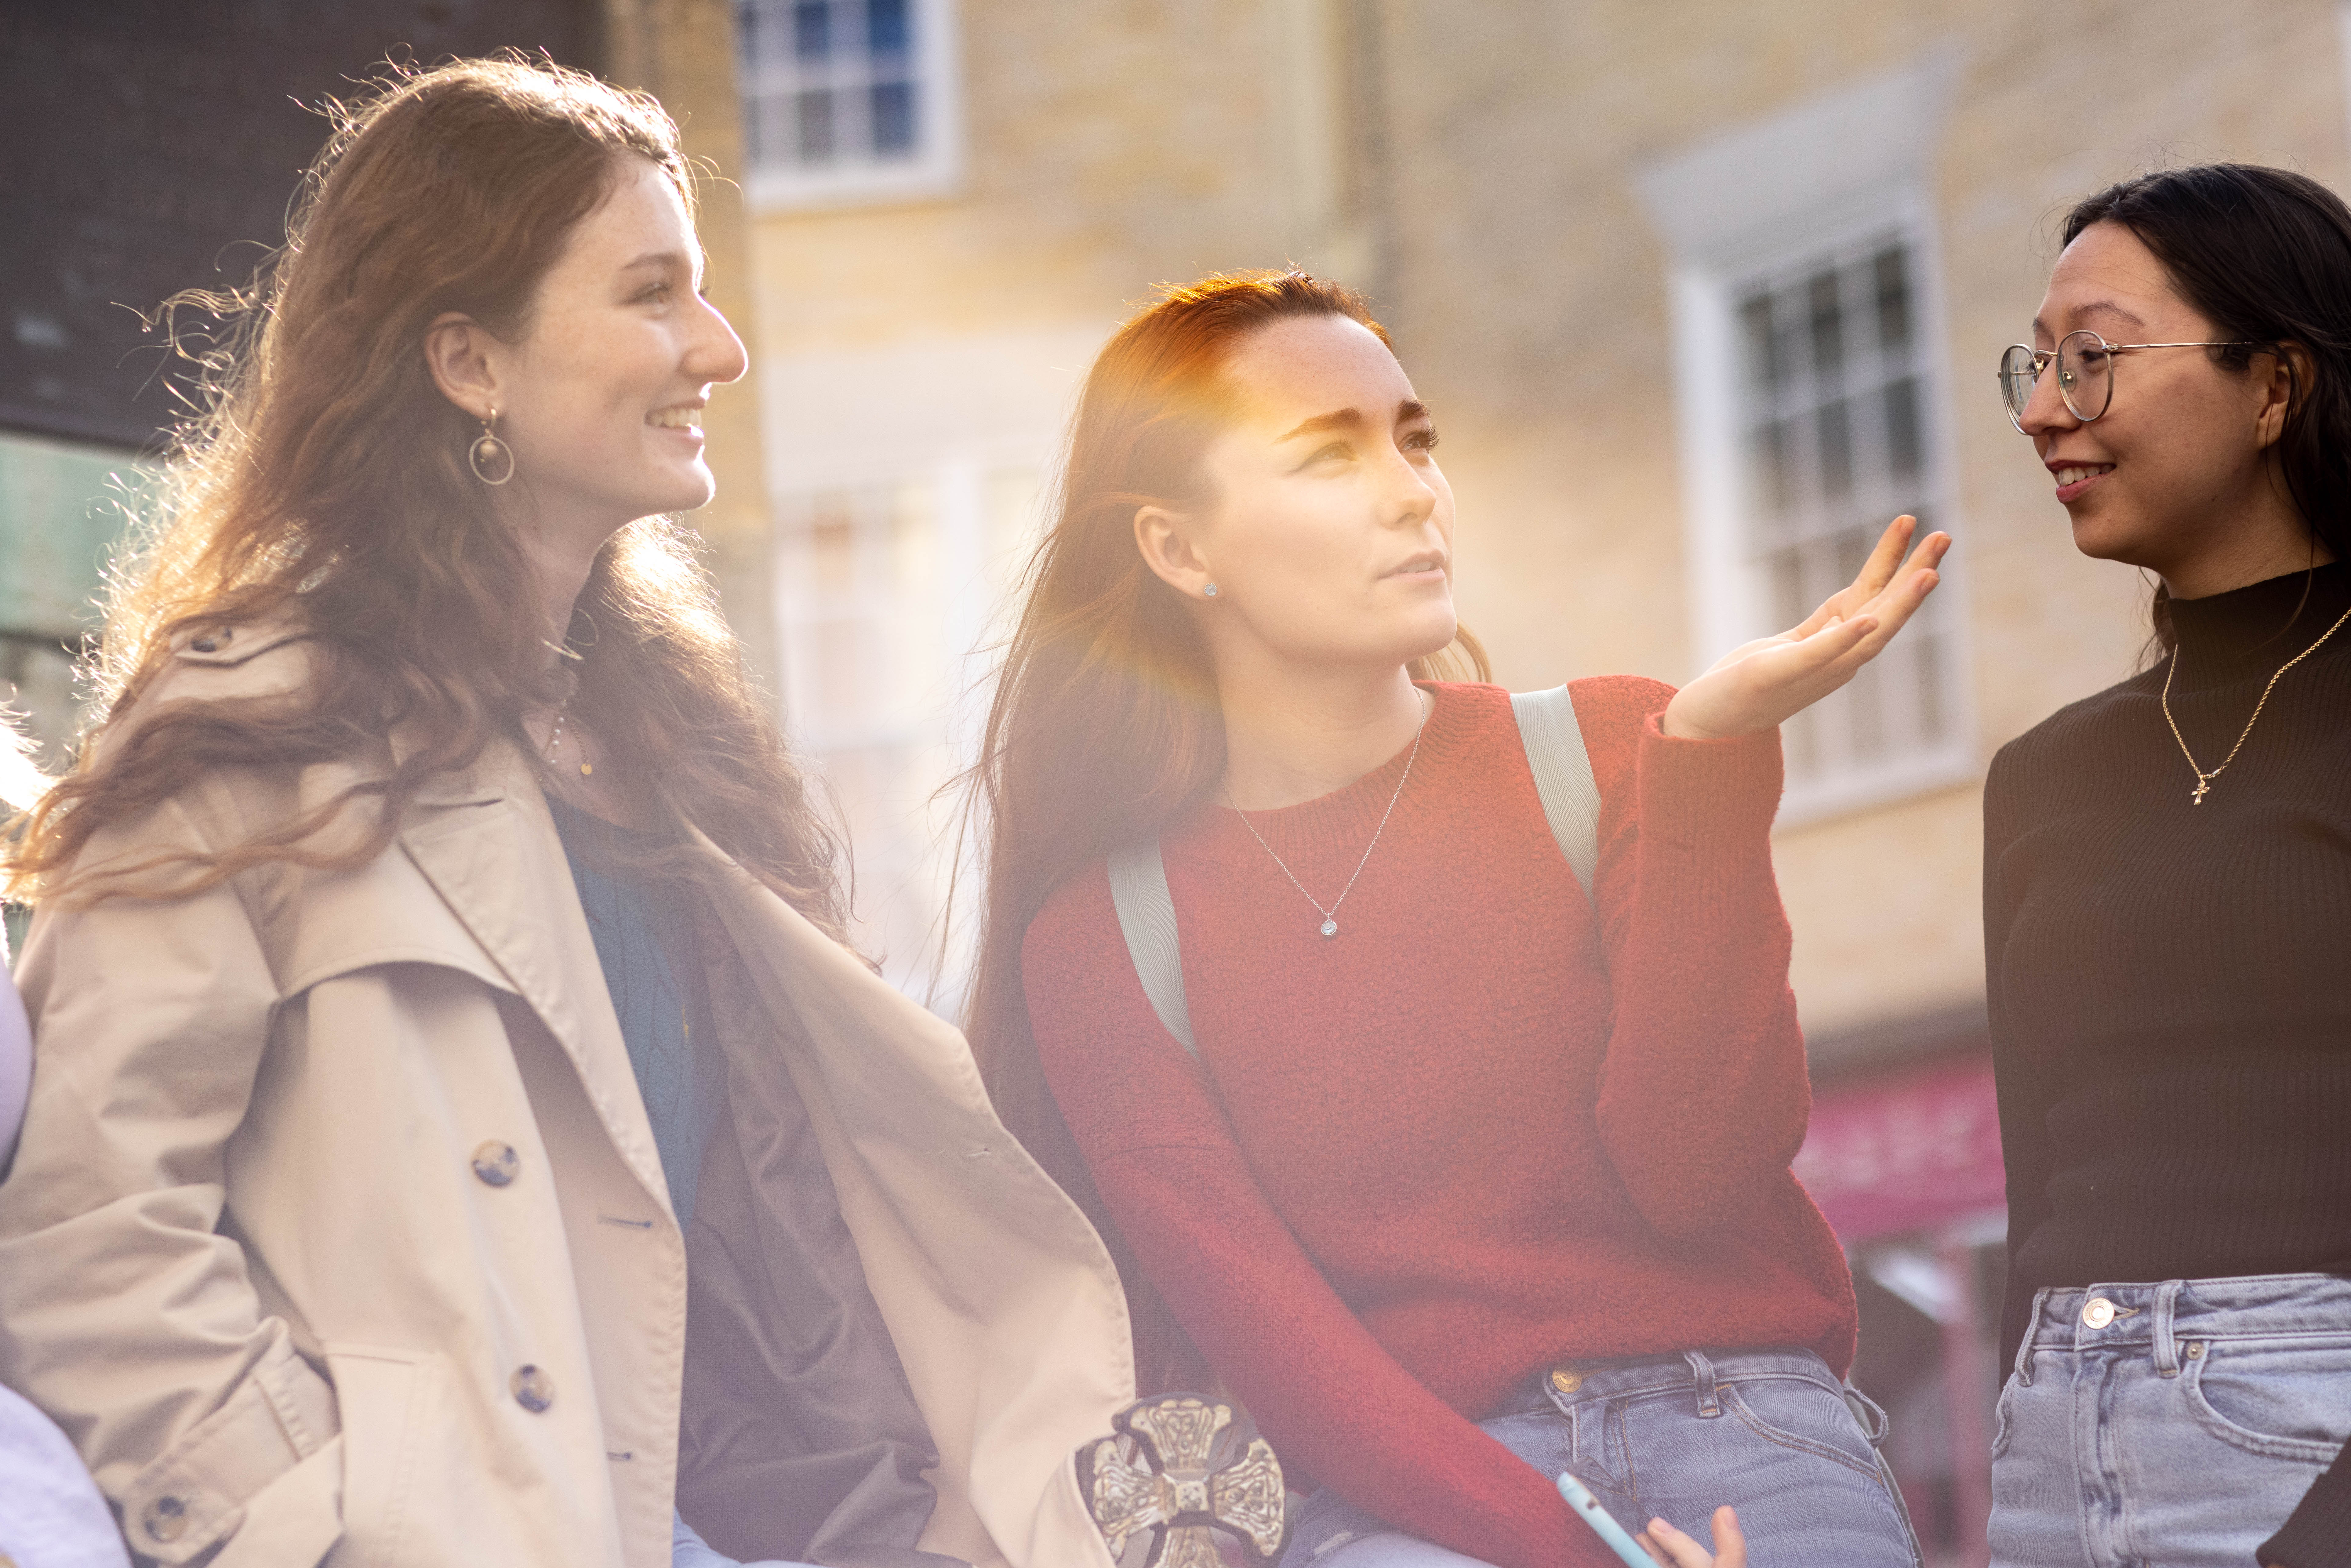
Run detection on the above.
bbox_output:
[1635,1516,1713,1568]
[1778,612,1880,682]
[1711,1506,1747,1568]
[1849,548,1946,656]
[1795,515,1928,637]
[1827,514,1917,619]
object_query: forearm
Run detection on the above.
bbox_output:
[1093,1141,1609,1568]
[1596,718,1809,1234]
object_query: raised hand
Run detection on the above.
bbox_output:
[1661,515,1949,742]
[1637,1505,1746,1567]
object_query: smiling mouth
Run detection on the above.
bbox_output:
[2052,463,2113,487]
[1388,555,1446,577]
[648,406,703,430]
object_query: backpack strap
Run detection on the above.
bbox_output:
[1508,684,1602,904]
[1106,835,1198,1057]
[1103,687,1602,1058]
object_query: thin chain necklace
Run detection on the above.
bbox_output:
[541,699,594,778]
[537,635,593,779]
[1226,695,1427,940]
[2160,597,2351,804]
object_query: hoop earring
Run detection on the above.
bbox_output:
[1204,582,1219,598]
[468,408,515,485]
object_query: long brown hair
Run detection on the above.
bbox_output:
[7,56,843,935]
[961,270,1487,1388]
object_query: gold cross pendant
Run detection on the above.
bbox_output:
[2191,776,2213,805]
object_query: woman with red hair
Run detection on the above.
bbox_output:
[966,271,1945,1568]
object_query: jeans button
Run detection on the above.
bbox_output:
[1550,1368,1582,1394]
[2082,1297,2117,1329]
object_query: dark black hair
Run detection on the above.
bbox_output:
[2063,164,2351,646]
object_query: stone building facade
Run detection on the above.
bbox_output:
[715,3,2351,1560]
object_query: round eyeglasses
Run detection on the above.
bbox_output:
[1998,330,2255,432]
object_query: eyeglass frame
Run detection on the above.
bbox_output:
[1998,329,2258,433]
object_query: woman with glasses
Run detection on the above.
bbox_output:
[1988,163,2351,1568]
[966,270,1949,1568]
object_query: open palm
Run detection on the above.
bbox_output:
[1662,514,1950,742]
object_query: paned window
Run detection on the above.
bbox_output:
[736,0,960,210]
[1727,230,1965,814]
[773,463,1038,1005]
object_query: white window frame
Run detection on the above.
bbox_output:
[737,0,963,214]
[1638,55,1976,826]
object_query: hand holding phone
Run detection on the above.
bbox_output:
[1555,1473,1656,1568]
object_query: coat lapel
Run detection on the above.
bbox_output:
[394,739,671,1214]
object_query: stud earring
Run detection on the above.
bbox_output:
[1204,582,1219,598]
[468,407,515,485]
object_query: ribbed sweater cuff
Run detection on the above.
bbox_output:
[2262,1466,2351,1567]
[1635,713,1784,847]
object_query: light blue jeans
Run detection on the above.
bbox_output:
[1278,1349,1921,1567]
[1989,1274,2351,1568]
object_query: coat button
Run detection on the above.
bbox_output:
[142,1494,191,1542]
[2082,1297,2117,1329]
[511,1365,554,1412]
[1550,1368,1583,1394]
[471,1142,519,1187]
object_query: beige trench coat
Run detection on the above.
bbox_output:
[0,628,1133,1568]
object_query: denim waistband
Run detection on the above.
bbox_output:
[1485,1347,1845,1418]
[2014,1272,2351,1385]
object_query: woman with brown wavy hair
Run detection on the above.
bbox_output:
[0,57,1131,1568]
[966,271,1949,1568]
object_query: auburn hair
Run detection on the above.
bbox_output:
[960,270,1487,1389]
[6,56,843,935]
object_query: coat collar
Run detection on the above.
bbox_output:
[393,734,674,1214]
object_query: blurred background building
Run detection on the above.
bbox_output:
[9,3,2351,1562]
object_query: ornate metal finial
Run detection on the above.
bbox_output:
[1080,1394,1287,1566]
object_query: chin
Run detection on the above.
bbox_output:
[2065,506,2150,568]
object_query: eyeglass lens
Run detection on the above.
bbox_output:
[2000,331,2115,429]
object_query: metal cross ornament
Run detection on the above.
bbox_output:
[1079,1395,1287,1568]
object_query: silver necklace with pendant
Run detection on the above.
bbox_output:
[1227,695,1426,940]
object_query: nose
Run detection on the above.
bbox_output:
[686,291,749,386]
[2018,352,2078,441]
[1378,441,1440,530]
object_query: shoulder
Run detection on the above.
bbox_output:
[1565,674,1677,741]
[1986,668,2156,800]
[1425,675,1673,743]
[1020,856,1125,1000]
[101,614,321,757]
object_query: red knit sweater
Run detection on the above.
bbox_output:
[1021,679,1857,1568]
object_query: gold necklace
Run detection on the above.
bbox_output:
[541,700,594,778]
[2160,597,2351,804]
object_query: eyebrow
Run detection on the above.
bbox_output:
[2032,298,2150,335]
[620,249,707,286]
[1275,399,1431,442]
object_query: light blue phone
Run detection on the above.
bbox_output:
[1555,1472,1655,1568]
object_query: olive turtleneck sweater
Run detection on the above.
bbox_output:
[1986,558,2351,1566]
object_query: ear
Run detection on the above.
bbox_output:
[423,312,503,423]
[2254,343,2307,451]
[1134,503,1217,600]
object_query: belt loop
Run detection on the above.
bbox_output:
[2152,1280,2185,1378]
[1684,1349,1721,1418]
[2015,1289,2048,1389]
